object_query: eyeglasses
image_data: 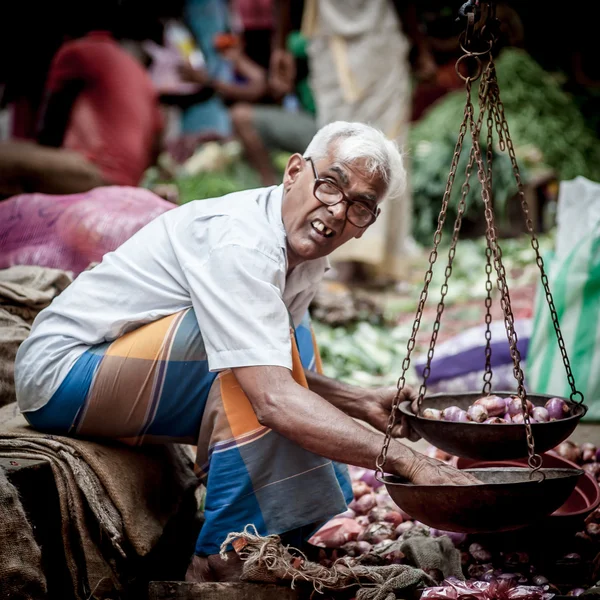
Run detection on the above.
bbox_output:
[305,157,380,228]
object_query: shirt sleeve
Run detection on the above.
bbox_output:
[182,243,293,372]
[45,44,84,94]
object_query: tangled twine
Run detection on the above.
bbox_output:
[220,525,435,599]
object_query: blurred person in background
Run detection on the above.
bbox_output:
[272,0,437,285]
[152,0,269,162]
[230,5,318,186]
[0,1,164,197]
[231,0,275,72]
[178,0,268,140]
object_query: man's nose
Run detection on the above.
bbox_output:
[326,200,348,220]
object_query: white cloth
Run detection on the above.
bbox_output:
[302,0,413,273]
[15,185,328,413]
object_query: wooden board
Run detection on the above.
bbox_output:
[149,581,300,600]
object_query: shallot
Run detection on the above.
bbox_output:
[582,463,600,479]
[485,417,508,424]
[352,480,371,499]
[309,517,363,548]
[568,589,586,597]
[507,396,533,417]
[360,469,384,490]
[423,408,443,420]
[511,413,525,425]
[554,440,582,463]
[368,507,392,523]
[355,515,370,527]
[474,395,508,417]
[349,493,377,515]
[581,442,597,463]
[395,521,414,537]
[531,406,549,422]
[469,542,492,563]
[430,528,467,546]
[443,406,469,422]
[468,404,489,423]
[545,397,570,420]
[383,511,404,526]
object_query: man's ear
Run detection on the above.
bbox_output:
[283,154,304,189]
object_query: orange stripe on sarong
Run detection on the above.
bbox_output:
[220,329,308,438]
[105,312,180,359]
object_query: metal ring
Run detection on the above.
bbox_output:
[528,453,543,470]
[455,54,483,82]
[479,24,499,45]
[459,32,494,56]
[570,390,585,405]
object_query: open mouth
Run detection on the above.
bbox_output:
[311,219,335,238]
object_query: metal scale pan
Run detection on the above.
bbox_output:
[378,467,584,534]
[399,392,586,460]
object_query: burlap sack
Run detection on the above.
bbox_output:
[0,265,73,408]
[0,405,199,599]
[0,466,47,599]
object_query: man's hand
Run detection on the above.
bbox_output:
[268,72,294,101]
[402,451,480,486]
[365,386,421,442]
[269,49,296,88]
[178,62,211,86]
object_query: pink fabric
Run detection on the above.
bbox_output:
[232,0,274,30]
[0,186,174,275]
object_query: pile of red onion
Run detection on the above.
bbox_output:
[422,395,571,424]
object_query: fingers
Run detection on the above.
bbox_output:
[399,416,421,442]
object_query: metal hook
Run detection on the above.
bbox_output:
[456,0,480,22]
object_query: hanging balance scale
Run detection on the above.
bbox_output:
[375,1,586,534]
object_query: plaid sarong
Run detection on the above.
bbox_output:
[25,308,352,555]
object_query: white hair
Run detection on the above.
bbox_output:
[303,121,406,202]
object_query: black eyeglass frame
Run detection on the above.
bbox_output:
[305,157,380,228]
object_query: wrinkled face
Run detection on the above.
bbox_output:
[281,151,387,267]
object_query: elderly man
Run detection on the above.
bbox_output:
[14,121,475,582]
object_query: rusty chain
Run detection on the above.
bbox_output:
[487,70,584,406]
[375,69,479,478]
[482,80,496,394]
[418,62,493,402]
[469,61,543,477]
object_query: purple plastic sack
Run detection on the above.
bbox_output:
[0,186,175,275]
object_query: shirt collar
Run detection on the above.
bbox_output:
[266,185,330,294]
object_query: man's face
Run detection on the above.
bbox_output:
[281,151,387,267]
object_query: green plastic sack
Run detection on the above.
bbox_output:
[527,177,600,421]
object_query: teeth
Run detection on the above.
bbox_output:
[312,219,334,237]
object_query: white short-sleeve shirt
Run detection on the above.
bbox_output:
[15,185,328,413]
